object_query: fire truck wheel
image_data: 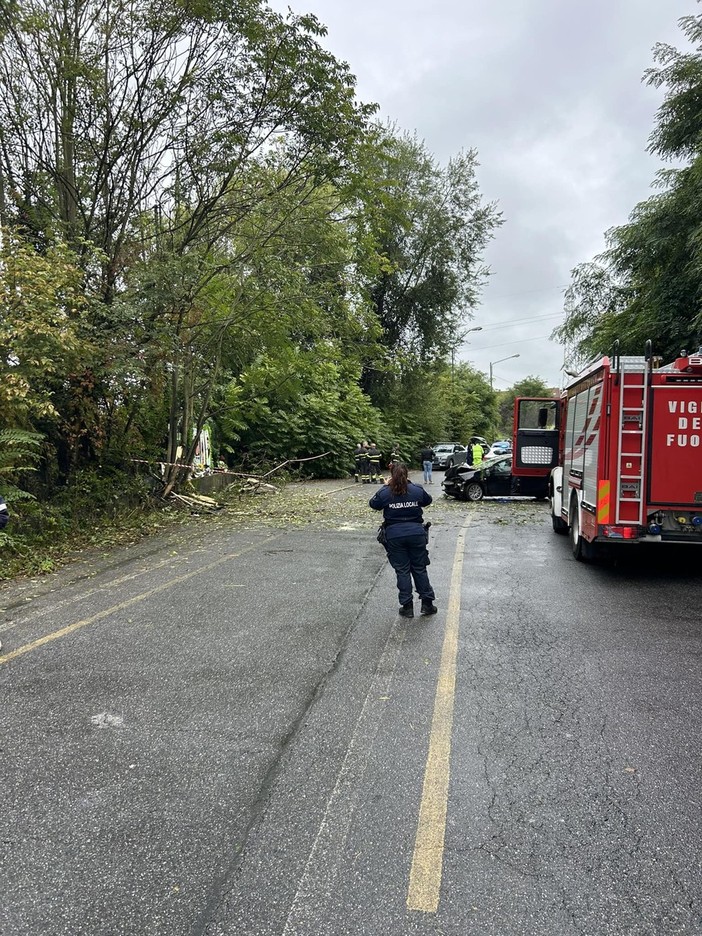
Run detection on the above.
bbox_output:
[465,481,484,502]
[569,497,595,561]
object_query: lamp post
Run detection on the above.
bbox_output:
[450,326,483,378]
[489,353,520,390]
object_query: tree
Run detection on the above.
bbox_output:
[0,231,94,427]
[556,13,702,366]
[225,351,385,477]
[497,376,555,438]
[0,0,376,490]
[357,129,502,403]
[436,363,496,443]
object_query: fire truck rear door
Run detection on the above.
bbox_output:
[648,385,702,507]
[512,398,560,477]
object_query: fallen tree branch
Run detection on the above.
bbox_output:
[260,452,333,480]
[132,452,334,500]
[170,492,224,511]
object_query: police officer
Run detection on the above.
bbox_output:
[367,442,382,482]
[369,462,437,617]
[470,440,483,467]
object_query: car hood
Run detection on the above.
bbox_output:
[443,464,479,482]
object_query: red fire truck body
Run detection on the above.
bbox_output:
[513,346,702,560]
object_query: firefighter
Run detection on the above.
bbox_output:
[367,442,382,482]
[353,442,364,482]
[388,443,402,468]
[359,441,372,483]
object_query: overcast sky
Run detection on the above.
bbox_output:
[267,0,696,390]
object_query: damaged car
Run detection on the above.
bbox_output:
[441,454,548,502]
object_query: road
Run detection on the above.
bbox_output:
[1,474,701,936]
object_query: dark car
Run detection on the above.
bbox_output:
[441,454,548,501]
[431,443,467,469]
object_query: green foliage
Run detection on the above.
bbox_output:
[222,352,386,477]
[0,468,169,579]
[357,128,502,401]
[646,15,702,161]
[496,376,555,438]
[0,429,43,495]
[376,361,497,462]
[0,235,98,427]
[0,0,506,564]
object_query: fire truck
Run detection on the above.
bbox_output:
[512,341,702,560]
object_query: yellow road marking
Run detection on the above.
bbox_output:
[407,517,470,913]
[0,535,283,666]
[0,547,212,631]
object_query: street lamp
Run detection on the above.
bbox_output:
[450,326,483,377]
[489,353,520,390]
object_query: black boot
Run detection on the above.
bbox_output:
[420,600,438,616]
[399,602,414,618]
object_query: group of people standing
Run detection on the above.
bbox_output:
[353,442,402,484]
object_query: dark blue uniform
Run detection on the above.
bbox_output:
[369,482,435,607]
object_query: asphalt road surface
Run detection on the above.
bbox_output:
[2,473,701,936]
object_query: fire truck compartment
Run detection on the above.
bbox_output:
[648,385,702,508]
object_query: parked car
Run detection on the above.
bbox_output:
[441,454,548,501]
[431,443,467,469]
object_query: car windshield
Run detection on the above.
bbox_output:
[434,445,455,452]
[481,455,510,467]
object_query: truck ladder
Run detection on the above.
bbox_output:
[615,356,649,525]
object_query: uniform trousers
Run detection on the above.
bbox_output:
[384,532,435,605]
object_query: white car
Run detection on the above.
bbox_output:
[486,441,512,459]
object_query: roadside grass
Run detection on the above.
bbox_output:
[0,475,548,584]
[0,477,371,582]
[0,495,192,581]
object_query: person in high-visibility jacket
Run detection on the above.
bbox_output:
[470,442,484,467]
[367,443,382,482]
